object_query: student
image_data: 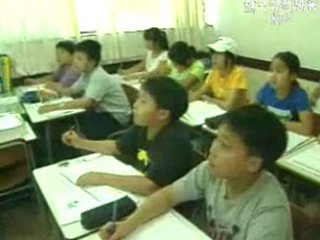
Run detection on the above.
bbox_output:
[25,40,80,88]
[99,105,293,240]
[119,27,169,80]
[257,51,313,136]
[39,40,131,140]
[163,41,205,91]
[62,78,197,195]
[190,37,247,111]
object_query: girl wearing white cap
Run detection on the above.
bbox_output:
[190,37,248,111]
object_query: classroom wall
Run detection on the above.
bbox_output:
[209,0,320,71]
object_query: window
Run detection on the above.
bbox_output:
[73,0,175,34]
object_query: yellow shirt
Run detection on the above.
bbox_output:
[204,66,247,100]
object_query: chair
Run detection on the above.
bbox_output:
[121,83,139,107]
[290,203,320,240]
[0,140,35,203]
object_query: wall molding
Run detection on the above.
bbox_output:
[237,56,320,83]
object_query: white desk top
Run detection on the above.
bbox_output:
[33,154,209,240]
[14,84,46,98]
[277,140,320,186]
[0,114,36,144]
[181,101,226,127]
[23,97,85,124]
[82,210,210,240]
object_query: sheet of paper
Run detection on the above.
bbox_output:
[83,212,210,240]
[288,142,320,176]
[54,173,126,225]
[181,101,226,126]
[286,131,310,152]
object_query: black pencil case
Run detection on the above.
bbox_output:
[80,196,137,230]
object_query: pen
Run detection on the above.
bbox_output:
[106,201,117,235]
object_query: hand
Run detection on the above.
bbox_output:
[118,69,126,75]
[99,222,133,240]
[38,104,59,114]
[61,130,81,147]
[76,172,105,187]
[45,81,60,91]
[38,90,59,101]
[25,78,37,85]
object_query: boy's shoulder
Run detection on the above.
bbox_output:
[158,122,190,142]
[251,171,289,209]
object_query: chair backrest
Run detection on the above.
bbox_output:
[290,203,310,240]
[312,113,320,136]
[121,84,139,107]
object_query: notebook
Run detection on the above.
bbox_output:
[0,113,26,144]
[84,212,210,240]
[285,131,312,154]
[0,96,24,114]
[286,141,320,177]
[181,101,226,126]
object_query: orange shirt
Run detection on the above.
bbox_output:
[204,67,247,100]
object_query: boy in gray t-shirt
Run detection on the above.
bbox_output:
[39,40,131,139]
[99,105,293,240]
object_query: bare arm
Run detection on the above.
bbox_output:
[120,61,146,76]
[205,89,247,111]
[285,111,314,136]
[38,98,94,113]
[77,173,159,196]
[179,75,199,90]
[124,61,168,80]
[189,84,208,102]
[62,131,120,155]
[99,186,179,240]
[25,74,53,85]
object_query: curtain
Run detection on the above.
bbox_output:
[172,0,207,49]
[0,0,78,75]
[73,0,207,63]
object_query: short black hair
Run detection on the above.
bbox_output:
[168,41,194,66]
[56,40,75,54]
[144,28,169,50]
[221,105,287,170]
[141,77,188,121]
[75,40,101,66]
[273,51,300,75]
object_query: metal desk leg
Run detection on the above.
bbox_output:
[45,122,53,165]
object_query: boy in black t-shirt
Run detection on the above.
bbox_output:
[62,77,196,195]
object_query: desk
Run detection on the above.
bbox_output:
[33,154,210,240]
[181,101,226,127]
[23,97,85,164]
[277,140,320,187]
[0,94,24,114]
[13,84,45,98]
[0,114,37,200]
[82,211,211,240]
[23,97,85,124]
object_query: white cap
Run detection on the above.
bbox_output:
[208,37,237,56]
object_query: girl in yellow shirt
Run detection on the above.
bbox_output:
[190,37,248,111]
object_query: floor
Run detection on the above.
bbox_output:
[0,196,60,240]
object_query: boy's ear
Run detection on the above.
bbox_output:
[158,109,170,121]
[247,156,263,173]
[289,73,297,82]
